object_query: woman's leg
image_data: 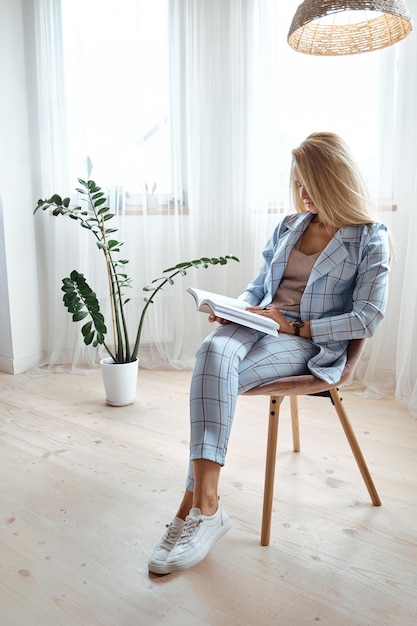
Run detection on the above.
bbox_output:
[187,325,262,471]
[237,332,318,392]
[186,326,318,500]
[149,325,318,574]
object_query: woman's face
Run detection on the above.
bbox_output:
[293,167,318,215]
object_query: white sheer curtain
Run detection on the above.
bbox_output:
[357,0,417,418]
[32,0,199,370]
[34,0,257,371]
[395,21,417,417]
[31,0,417,416]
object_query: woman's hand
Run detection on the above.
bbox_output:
[246,306,292,332]
[208,314,228,325]
[246,306,311,338]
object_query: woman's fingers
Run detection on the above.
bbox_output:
[247,306,284,324]
[208,314,228,324]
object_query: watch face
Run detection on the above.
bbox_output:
[292,320,304,328]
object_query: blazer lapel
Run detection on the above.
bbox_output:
[306,230,349,288]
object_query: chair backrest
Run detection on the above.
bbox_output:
[243,338,366,397]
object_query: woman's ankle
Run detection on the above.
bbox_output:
[192,494,218,517]
[191,458,221,516]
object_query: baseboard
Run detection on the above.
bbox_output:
[0,352,45,375]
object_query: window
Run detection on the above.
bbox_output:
[61,0,171,208]
[61,0,395,217]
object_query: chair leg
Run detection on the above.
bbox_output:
[290,395,300,452]
[329,388,382,506]
[261,395,283,546]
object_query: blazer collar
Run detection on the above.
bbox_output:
[275,213,350,288]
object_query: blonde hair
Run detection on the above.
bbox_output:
[291,132,377,228]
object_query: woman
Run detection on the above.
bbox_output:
[148,132,390,575]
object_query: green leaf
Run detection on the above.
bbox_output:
[81,321,93,336]
[83,331,95,345]
[60,271,107,348]
[73,310,88,322]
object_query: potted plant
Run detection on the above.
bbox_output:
[34,177,239,405]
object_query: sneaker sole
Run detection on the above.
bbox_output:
[166,516,233,572]
[148,561,170,575]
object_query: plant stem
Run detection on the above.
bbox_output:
[131,268,184,360]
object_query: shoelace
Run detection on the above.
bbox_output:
[160,522,183,549]
[177,516,203,545]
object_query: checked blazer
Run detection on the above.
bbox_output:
[240,212,390,384]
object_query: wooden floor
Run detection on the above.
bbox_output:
[0,368,416,626]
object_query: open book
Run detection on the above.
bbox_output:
[187,287,279,336]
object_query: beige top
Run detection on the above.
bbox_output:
[272,238,320,314]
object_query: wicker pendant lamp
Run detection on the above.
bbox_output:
[288,0,413,56]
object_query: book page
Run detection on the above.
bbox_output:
[189,288,248,311]
[187,287,279,336]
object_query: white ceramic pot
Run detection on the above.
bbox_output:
[100,357,139,406]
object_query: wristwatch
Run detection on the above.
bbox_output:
[290,319,305,336]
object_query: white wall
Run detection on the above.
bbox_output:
[0,0,42,373]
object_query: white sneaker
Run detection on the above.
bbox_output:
[165,503,232,572]
[148,517,184,575]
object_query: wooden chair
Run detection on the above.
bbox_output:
[243,338,381,546]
